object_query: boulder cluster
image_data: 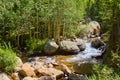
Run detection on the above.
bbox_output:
[44,38,86,55]
[1,57,72,80]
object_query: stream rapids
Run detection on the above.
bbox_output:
[27,40,105,71]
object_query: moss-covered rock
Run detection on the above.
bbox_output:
[77,21,101,38]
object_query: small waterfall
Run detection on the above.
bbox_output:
[66,42,102,62]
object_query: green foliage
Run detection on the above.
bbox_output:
[0,0,87,49]
[77,24,90,38]
[108,51,120,73]
[87,64,120,80]
[87,49,120,80]
[66,26,79,38]
[0,43,17,71]
[88,0,114,33]
[26,38,47,54]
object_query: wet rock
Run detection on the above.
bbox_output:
[60,40,80,53]
[60,64,72,75]
[19,63,35,77]
[11,72,20,80]
[44,39,59,55]
[75,38,86,51]
[36,67,64,79]
[0,73,11,80]
[91,38,105,48]
[69,73,86,80]
[73,60,97,74]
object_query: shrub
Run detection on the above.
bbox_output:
[26,38,47,54]
[86,64,120,80]
[0,46,17,71]
[66,26,79,38]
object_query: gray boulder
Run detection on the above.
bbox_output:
[73,60,97,74]
[60,40,80,54]
[44,39,59,54]
[77,21,100,38]
[91,38,105,48]
[75,39,86,51]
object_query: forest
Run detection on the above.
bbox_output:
[0,0,120,80]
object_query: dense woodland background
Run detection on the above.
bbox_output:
[0,0,120,79]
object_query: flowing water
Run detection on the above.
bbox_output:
[66,42,102,62]
[27,41,103,71]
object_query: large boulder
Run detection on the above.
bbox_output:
[75,38,86,51]
[0,73,11,80]
[44,39,59,54]
[60,40,80,53]
[78,21,100,38]
[91,38,105,48]
[19,63,35,77]
[88,21,100,37]
[73,60,97,74]
[36,67,64,79]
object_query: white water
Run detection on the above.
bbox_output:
[66,42,102,62]
[28,42,103,63]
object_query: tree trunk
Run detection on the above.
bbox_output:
[48,17,51,38]
[109,22,120,54]
[104,1,120,62]
[109,1,120,55]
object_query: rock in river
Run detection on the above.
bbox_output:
[91,38,105,48]
[75,38,86,51]
[44,39,59,55]
[73,60,97,74]
[60,40,80,54]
